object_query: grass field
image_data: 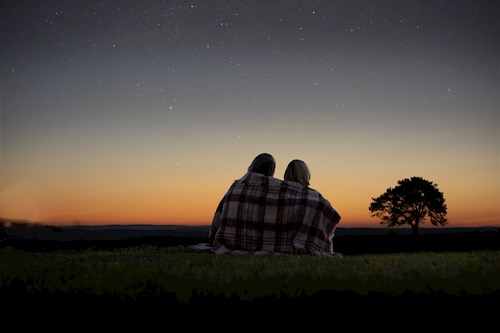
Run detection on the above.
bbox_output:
[2,223,499,318]
[1,245,499,314]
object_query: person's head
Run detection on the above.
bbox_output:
[248,153,276,176]
[284,159,311,187]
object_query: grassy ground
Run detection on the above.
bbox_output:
[1,245,499,311]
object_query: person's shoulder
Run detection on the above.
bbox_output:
[306,187,320,196]
[268,176,283,187]
[303,188,339,217]
[306,187,332,204]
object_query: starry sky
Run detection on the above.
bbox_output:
[1,0,499,227]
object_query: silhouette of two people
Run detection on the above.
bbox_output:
[208,153,341,256]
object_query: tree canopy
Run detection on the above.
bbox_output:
[369,177,447,235]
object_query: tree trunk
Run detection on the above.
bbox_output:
[411,223,419,236]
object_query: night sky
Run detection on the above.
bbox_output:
[1,0,499,227]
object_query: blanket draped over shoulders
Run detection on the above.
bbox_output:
[208,172,341,256]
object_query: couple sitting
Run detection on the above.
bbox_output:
[206,153,342,256]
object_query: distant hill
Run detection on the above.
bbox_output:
[2,223,499,254]
[3,223,498,241]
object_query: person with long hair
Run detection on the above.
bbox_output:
[284,159,311,188]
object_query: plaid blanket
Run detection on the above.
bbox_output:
[208,172,341,256]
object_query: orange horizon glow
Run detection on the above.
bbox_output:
[1,159,499,228]
[1,148,499,228]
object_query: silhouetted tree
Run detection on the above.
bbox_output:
[369,177,447,235]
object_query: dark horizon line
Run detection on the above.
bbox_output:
[1,215,499,229]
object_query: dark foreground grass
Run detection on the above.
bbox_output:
[1,245,499,311]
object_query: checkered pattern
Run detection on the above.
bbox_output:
[208,172,341,256]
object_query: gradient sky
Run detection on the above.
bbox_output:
[1,0,499,227]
